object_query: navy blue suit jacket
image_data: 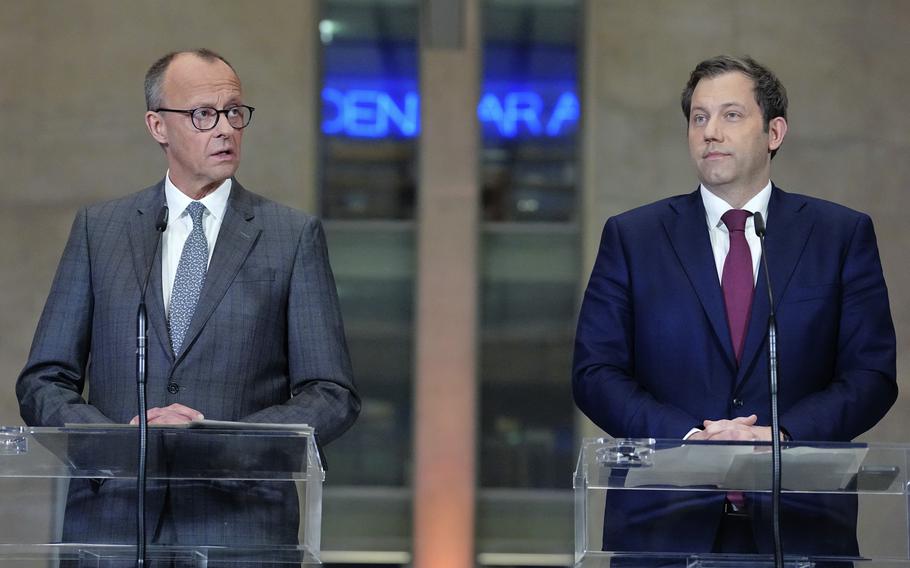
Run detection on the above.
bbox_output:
[573,186,897,556]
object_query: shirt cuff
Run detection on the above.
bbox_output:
[683,427,702,440]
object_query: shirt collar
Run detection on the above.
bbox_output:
[700,181,772,229]
[164,172,232,221]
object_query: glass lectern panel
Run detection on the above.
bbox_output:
[0,425,324,566]
[574,438,910,568]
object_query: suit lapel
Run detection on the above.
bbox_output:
[662,190,737,370]
[735,186,814,388]
[127,182,172,364]
[173,181,261,365]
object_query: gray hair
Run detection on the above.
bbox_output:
[144,48,236,110]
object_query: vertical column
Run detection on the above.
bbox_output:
[412,1,479,567]
[577,0,607,442]
[299,0,321,214]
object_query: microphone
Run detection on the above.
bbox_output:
[140,205,169,301]
[753,211,767,238]
[136,204,167,568]
[754,211,783,568]
[137,204,167,389]
[156,207,169,231]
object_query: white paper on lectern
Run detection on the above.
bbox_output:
[622,444,867,491]
[65,419,310,431]
[187,419,311,431]
[621,444,752,488]
[724,446,867,491]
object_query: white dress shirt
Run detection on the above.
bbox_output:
[162,173,232,315]
[683,181,772,439]
[700,181,772,286]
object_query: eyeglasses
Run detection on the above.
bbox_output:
[155,105,255,131]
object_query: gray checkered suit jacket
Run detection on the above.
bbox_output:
[16,179,360,548]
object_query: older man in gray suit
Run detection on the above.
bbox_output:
[16,49,359,553]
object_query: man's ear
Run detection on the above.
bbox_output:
[768,116,788,152]
[145,111,168,145]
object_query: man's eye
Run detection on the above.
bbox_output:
[194,108,216,119]
[725,112,741,120]
[693,115,707,125]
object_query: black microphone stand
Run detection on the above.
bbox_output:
[136,205,168,567]
[754,212,783,568]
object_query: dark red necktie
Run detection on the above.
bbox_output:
[721,209,754,364]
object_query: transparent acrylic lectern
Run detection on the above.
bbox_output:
[0,424,324,566]
[575,437,910,568]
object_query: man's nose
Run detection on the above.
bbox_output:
[703,116,722,141]
[214,112,234,136]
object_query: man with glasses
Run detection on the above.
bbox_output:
[17,49,359,555]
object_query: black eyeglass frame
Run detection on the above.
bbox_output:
[154,105,255,131]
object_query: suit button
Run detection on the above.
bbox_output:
[732,398,744,408]
[167,382,179,394]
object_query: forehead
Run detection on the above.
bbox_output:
[162,54,243,105]
[691,71,757,108]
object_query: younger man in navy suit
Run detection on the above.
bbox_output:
[573,55,896,560]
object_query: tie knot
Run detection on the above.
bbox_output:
[721,209,752,232]
[186,201,206,226]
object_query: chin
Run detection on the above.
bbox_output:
[699,169,733,188]
[208,164,239,180]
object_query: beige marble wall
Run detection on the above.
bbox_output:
[582,0,910,443]
[0,0,319,427]
[3,0,910,557]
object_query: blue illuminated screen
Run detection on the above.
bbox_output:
[322,42,578,140]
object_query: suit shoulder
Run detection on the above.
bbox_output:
[81,184,161,222]
[783,190,871,224]
[607,192,695,226]
[240,187,322,232]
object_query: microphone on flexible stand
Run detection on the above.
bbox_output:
[136,205,167,567]
[753,212,783,568]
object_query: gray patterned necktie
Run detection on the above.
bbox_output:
[168,201,208,355]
